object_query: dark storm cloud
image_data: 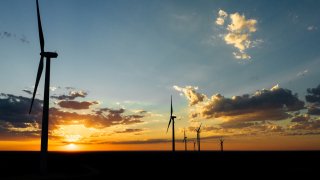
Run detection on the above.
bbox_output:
[51,90,88,100]
[196,86,304,122]
[58,100,98,110]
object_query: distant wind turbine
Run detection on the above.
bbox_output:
[166,95,177,152]
[193,140,196,151]
[183,128,187,151]
[29,0,58,173]
[196,123,202,152]
[220,137,224,152]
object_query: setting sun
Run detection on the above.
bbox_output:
[65,143,78,151]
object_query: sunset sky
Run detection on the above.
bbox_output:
[1,0,320,151]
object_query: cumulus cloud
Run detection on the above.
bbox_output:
[51,90,88,100]
[197,85,304,122]
[58,100,99,110]
[180,85,304,124]
[173,85,207,106]
[215,10,258,60]
[215,10,228,25]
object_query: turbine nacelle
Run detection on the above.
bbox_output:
[171,115,176,119]
[40,52,58,58]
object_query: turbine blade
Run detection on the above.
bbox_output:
[170,95,173,116]
[198,123,202,132]
[36,0,44,52]
[166,118,172,133]
[29,56,44,114]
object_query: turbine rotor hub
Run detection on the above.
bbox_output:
[40,52,58,58]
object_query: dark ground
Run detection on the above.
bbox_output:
[0,151,319,179]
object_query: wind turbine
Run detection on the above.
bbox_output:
[183,128,187,151]
[166,95,176,152]
[196,123,202,152]
[220,137,224,152]
[193,140,196,151]
[29,0,58,173]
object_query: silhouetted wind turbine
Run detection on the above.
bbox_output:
[193,140,196,151]
[166,95,177,152]
[196,123,202,152]
[183,128,187,151]
[29,0,58,173]
[220,137,224,152]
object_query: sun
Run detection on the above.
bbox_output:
[65,143,78,151]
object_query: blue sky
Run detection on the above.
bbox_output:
[1,0,320,150]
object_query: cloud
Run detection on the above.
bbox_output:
[173,85,206,106]
[215,10,228,25]
[297,69,308,77]
[22,89,32,95]
[215,10,258,60]
[220,121,284,132]
[58,100,98,110]
[0,31,29,43]
[201,85,304,121]
[305,84,320,115]
[183,85,304,123]
[109,139,170,145]
[291,114,310,122]
[308,107,320,115]
[50,107,144,129]
[50,86,59,91]
[307,26,318,31]
[0,93,42,137]
[188,125,221,133]
[114,128,144,134]
[0,91,146,139]
[288,119,320,131]
[305,84,320,104]
[51,90,88,100]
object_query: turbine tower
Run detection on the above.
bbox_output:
[193,140,196,151]
[220,137,224,152]
[29,0,58,173]
[183,128,187,151]
[166,95,176,152]
[196,123,202,152]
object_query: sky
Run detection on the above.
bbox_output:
[1,0,320,151]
